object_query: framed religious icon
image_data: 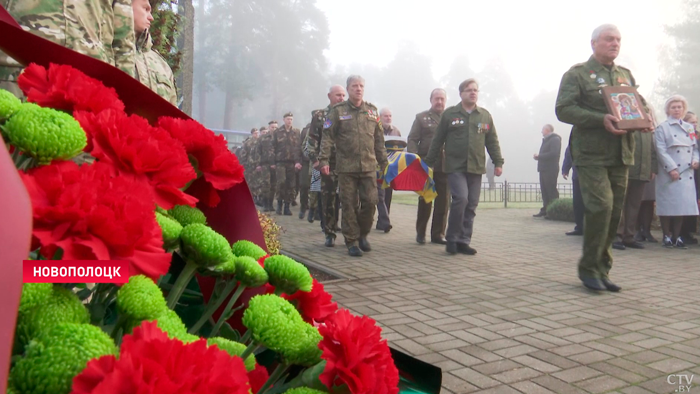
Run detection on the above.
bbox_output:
[601,86,653,130]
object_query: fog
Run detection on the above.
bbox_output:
[192,0,696,183]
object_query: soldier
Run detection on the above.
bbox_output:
[319,75,388,257]
[273,112,302,216]
[248,126,265,205]
[132,0,178,105]
[307,85,347,247]
[407,88,449,245]
[254,126,276,212]
[424,78,504,256]
[298,123,312,219]
[0,0,136,96]
[555,24,651,292]
[240,128,259,199]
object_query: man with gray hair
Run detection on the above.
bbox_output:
[319,75,388,257]
[555,24,651,292]
[376,107,401,232]
[533,124,562,217]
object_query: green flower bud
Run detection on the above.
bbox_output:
[235,256,269,288]
[155,211,183,250]
[242,294,322,366]
[19,283,53,315]
[207,337,256,371]
[232,240,267,260]
[180,223,232,267]
[282,388,328,394]
[169,205,207,227]
[117,275,167,321]
[264,255,313,294]
[0,89,22,121]
[4,103,87,164]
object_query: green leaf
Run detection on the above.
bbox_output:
[218,322,241,342]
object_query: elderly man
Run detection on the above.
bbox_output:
[408,88,449,244]
[555,24,650,292]
[306,85,347,247]
[424,78,504,255]
[533,124,562,217]
[319,76,388,257]
[376,108,401,231]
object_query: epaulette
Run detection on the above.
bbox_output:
[331,102,345,109]
[569,62,586,70]
[365,101,378,110]
[617,64,632,72]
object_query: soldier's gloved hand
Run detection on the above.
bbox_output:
[603,114,626,136]
[321,165,330,176]
[295,163,302,170]
[670,169,680,181]
[494,167,503,177]
[256,166,262,172]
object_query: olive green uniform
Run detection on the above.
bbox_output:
[555,55,645,281]
[255,133,276,209]
[298,124,311,213]
[307,106,339,238]
[273,125,301,206]
[319,100,388,247]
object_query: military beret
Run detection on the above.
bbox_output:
[283,112,293,118]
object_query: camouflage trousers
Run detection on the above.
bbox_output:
[321,169,339,238]
[338,171,378,247]
[309,191,320,209]
[276,162,296,203]
[299,161,310,211]
[0,67,23,99]
[577,165,628,281]
[259,166,277,200]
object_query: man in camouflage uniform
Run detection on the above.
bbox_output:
[240,128,259,199]
[298,123,311,219]
[319,75,388,257]
[248,127,265,205]
[555,24,651,292]
[0,0,136,96]
[254,126,276,212]
[132,0,177,105]
[306,84,346,247]
[273,112,302,216]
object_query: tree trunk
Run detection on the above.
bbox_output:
[223,90,236,129]
[180,0,195,115]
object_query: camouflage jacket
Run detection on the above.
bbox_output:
[248,137,262,168]
[299,124,310,163]
[306,106,335,165]
[238,136,253,169]
[319,100,388,174]
[257,134,275,166]
[134,30,177,105]
[273,126,301,163]
[0,0,136,77]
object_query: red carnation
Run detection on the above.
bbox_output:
[318,309,399,394]
[283,279,338,324]
[247,363,270,394]
[157,117,244,207]
[75,110,198,209]
[21,161,171,282]
[18,63,125,115]
[71,321,251,394]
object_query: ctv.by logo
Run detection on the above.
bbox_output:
[668,374,694,393]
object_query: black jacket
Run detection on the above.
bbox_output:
[537,133,562,173]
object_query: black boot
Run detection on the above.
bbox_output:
[276,200,282,215]
[284,203,292,216]
[307,208,315,223]
[262,198,270,212]
[299,208,306,220]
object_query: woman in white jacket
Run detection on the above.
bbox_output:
[655,95,700,248]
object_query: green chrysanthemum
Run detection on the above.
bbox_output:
[242,294,322,366]
[264,255,313,294]
[169,205,207,227]
[3,103,87,164]
[9,323,117,394]
[0,89,22,121]
[17,286,90,348]
[18,283,53,315]
[208,252,237,276]
[207,337,256,371]
[282,388,328,394]
[232,240,267,260]
[180,223,232,267]
[117,275,167,321]
[155,211,183,250]
[235,256,269,288]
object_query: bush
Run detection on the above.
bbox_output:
[546,198,575,223]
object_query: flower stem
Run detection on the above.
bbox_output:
[166,259,198,309]
[210,284,246,336]
[259,363,290,394]
[240,342,261,360]
[240,328,252,344]
[188,279,238,334]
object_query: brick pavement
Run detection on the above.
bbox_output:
[276,199,700,394]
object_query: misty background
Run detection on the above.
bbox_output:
[189,0,699,183]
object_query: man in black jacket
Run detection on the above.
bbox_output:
[533,124,562,217]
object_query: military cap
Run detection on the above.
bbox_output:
[268,120,278,125]
[283,112,293,118]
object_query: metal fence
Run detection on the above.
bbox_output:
[480,181,573,207]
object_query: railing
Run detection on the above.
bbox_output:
[479,181,573,207]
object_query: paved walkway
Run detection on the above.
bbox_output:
[276,198,700,394]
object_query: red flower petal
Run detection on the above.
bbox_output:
[283,279,338,324]
[247,363,269,394]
